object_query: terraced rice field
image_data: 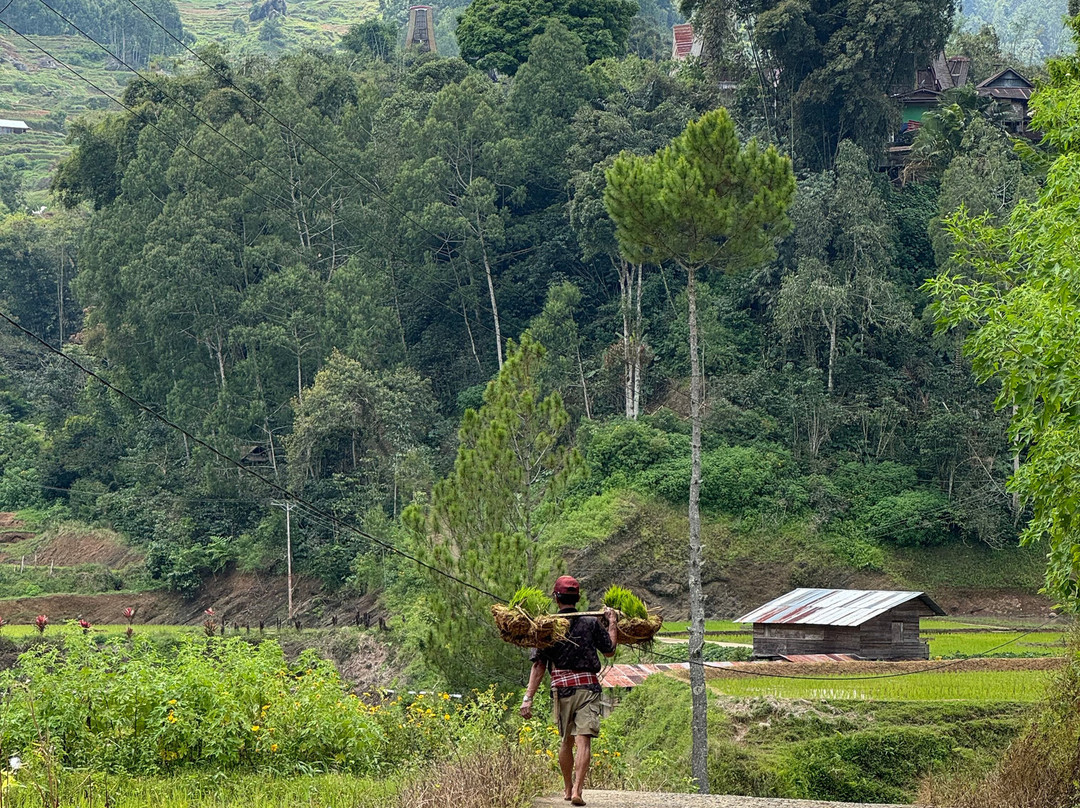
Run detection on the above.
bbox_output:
[698,658,1060,702]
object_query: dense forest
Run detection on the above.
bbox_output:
[0,0,1068,671]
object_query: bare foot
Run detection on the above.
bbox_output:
[571,797,586,806]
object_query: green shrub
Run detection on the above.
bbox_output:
[778,727,953,802]
[0,632,509,776]
[580,419,684,482]
[863,488,955,546]
[832,461,919,518]
[635,445,789,515]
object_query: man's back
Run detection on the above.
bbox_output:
[532,611,614,676]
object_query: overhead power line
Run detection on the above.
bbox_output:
[0,308,504,602]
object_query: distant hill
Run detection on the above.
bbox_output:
[961,0,1072,60]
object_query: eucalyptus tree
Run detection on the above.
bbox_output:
[776,141,910,396]
[604,109,794,792]
[396,73,526,369]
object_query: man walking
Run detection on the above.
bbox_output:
[520,575,618,806]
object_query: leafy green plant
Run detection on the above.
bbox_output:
[508,586,553,616]
[0,631,517,776]
[603,585,648,619]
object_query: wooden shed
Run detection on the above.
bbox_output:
[735,588,945,661]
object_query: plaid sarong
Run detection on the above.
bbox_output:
[550,668,600,690]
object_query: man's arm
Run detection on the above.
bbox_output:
[601,606,618,657]
[520,660,546,719]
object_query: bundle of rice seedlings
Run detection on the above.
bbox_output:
[603,585,663,646]
[491,587,570,650]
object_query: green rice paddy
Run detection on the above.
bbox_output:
[707,668,1052,702]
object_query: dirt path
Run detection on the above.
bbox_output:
[534,792,913,808]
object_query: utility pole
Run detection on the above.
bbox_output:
[271,501,294,620]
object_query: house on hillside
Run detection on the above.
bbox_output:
[406,5,436,53]
[735,588,945,661]
[975,68,1035,136]
[0,119,29,135]
[671,23,702,61]
[893,53,971,134]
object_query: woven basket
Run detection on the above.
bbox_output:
[615,613,663,646]
[491,604,570,650]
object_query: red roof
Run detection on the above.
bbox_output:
[672,24,695,59]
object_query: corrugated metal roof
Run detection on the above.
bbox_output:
[734,588,945,627]
[601,661,742,689]
[0,119,29,130]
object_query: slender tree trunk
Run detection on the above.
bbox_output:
[461,298,483,371]
[619,259,633,418]
[296,351,303,404]
[576,342,592,420]
[633,263,643,419]
[477,224,503,368]
[1012,404,1021,519]
[686,263,708,794]
[389,261,409,361]
[825,311,837,394]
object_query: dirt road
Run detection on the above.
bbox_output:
[534,792,912,807]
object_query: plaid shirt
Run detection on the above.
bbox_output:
[550,668,601,690]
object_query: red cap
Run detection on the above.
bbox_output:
[553,575,580,595]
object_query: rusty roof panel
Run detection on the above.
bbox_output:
[779,653,857,664]
[734,588,945,627]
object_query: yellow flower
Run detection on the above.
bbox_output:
[270,743,279,752]
[167,699,177,705]
[251,725,261,732]
[166,712,178,724]
[441,693,450,701]
[443,714,451,720]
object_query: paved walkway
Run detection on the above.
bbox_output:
[534,791,912,808]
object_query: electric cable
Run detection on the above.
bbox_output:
[0,308,505,602]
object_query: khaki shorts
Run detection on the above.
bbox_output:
[553,688,601,738]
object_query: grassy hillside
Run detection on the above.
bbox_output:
[175,0,379,56]
[0,35,128,202]
[557,489,1049,620]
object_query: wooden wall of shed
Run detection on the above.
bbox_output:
[751,624,861,657]
[858,602,933,660]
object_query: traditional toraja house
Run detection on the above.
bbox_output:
[671,23,702,61]
[893,52,971,135]
[406,5,436,53]
[736,588,946,661]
